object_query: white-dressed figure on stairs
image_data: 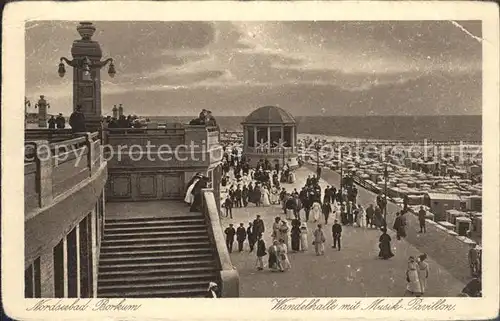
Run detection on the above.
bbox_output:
[190,176,209,212]
[184,173,202,205]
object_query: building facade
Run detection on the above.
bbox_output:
[24,133,106,297]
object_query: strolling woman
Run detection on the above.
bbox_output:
[405,256,423,297]
[378,227,394,260]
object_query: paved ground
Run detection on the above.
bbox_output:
[303,163,475,284]
[220,166,465,297]
[106,201,195,219]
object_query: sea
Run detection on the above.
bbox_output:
[27,115,481,141]
[147,115,482,142]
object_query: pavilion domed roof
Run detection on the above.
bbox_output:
[242,106,296,125]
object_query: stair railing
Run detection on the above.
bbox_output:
[201,188,239,297]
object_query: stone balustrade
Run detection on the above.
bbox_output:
[201,189,239,297]
[24,132,103,217]
[104,125,223,202]
[104,125,222,169]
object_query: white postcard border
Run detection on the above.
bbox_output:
[2,1,499,320]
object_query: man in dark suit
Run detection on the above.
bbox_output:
[224,224,236,253]
[322,202,332,225]
[236,223,247,252]
[332,220,342,251]
[234,186,243,208]
[247,222,256,252]
[293,194,302,219]
[252,215,265,238]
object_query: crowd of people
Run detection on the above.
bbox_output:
[184,140,483,297]
[215,146,416,274]
[189,109,218,126]
[103,114,147,129]
[47,113,66,129]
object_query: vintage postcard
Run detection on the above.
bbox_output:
[2,1,499,320]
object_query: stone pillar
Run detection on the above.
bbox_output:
[75,224,81,298]
[267,126,271,153]
[34,140,53,207]
[71,23,101,131]
[253,126,257,150]
[85,133,93,175]
[243,126,247,152]
[35,95,49,128]
[90,208,98,298]
[63,237,68,298]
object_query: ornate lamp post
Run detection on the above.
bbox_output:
[340,158,344,192]
[58,21,116,132]
[383,162,389,224]
[34,95,50,128]
[24,97,31,127]
[314,141,321,179]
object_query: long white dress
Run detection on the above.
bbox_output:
[331,201,339,222]
[261,187,271,207]
[270,187,279,204]
[278,243,291,270]
[357,206,366,227]
[406,262,423,294]
[300,225,308,251]
[417,261,429,294]
[311,202,322,222]
[184,178,200,204]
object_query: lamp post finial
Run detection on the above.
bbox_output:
[77,22,96,40]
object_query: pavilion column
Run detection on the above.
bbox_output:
[280,126,284,146]
[243,126,247,152]
[267,126,271,153]
[291,126,295,151]
[253,126,257,151]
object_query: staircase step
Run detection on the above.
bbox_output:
[98,280,212,292]
[98,266,218,277]
[103,224,207,232]
[99,253,213,264]
[99,247,212,258]
[103,229,207,240]
[99,259,216,272]
[104,219,206,229]
[97,287,208,298]
[101,235,209,245]
[100,242,211,252]
[98,272,218,285]
[105,216,204,224]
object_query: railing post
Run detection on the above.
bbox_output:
[34,140,53,207]
[84,133,93,175]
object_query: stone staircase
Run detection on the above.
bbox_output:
[97,213,219,298]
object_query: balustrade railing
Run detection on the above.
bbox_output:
[201,189,239,297]
[246,146,296,154]
[24,132,105,217]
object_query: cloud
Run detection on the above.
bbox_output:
[25,21,482,116]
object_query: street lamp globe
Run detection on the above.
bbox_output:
[58,62,66,77]
[108,61,116,78]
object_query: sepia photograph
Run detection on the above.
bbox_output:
[2,1,499,320]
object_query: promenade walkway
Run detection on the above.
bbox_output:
[220,166,465,297]
[303,163,474,284]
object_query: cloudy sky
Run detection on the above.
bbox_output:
[25,20,482,116]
